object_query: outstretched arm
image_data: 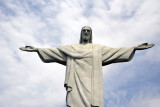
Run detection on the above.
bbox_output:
[134,43,154,50]
[102,43,154,66]
[19,46,67,65]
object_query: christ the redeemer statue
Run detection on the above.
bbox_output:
[20,26,154,107]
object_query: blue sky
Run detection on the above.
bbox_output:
[0,0,160,107]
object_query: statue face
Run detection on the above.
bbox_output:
[81,26,91,41]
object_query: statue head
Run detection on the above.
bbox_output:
[79,26,92,44]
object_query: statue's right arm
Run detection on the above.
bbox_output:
[20,46,67,65]
[19,46,38,52]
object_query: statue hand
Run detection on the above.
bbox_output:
[135,43,155,50]
[19,46,38,52]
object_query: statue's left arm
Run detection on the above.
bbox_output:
[102,43,154,66]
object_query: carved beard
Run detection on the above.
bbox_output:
[82,34,90,41]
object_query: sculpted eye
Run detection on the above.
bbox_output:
[87,30,90,32]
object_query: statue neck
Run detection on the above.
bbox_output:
[81,40,90,44]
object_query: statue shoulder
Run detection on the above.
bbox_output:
[93,44,106,48]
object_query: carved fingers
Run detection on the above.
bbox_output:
[135,43,155,50]
[19,46,37,52]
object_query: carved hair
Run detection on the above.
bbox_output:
[79,26,92,44]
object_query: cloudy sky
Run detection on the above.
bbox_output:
[0,0,160,107]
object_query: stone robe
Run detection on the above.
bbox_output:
[37,44,135,107]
